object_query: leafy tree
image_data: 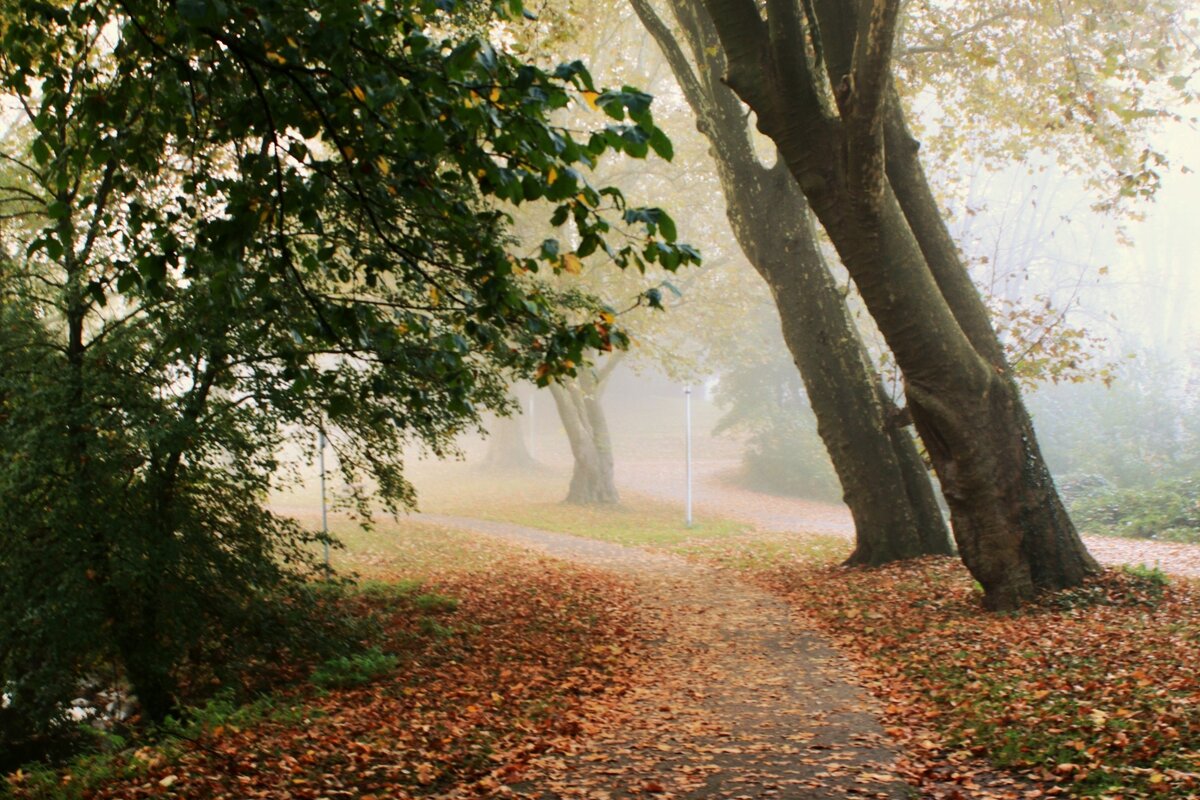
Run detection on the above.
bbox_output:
[629,0,952,563]
[697,0,1099,609]
[0,0,694,744]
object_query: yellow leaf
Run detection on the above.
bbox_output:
[375,157,389,175]
[416,763,437,784]
[428,285,440,305]
[412,12,425,26]
[547,166,558,184]
[489,86,501,102]
[582,90,600,110]
[352,85,366,102]
[599,311,614,325]
[265,51,287,65]
[561,253,582,274]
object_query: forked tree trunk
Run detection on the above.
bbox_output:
[700,0,1097,608]
[633,0,951,563]
[550,366,620,505]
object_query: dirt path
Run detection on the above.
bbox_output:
[420,514,910,799]
[614,458,1200,579]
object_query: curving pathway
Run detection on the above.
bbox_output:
[420,514,1024,799]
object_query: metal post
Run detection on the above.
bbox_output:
[318,430,329,571]
[685,385,693,528]
[527,390,537,461]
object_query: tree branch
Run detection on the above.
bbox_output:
[700,0,772,108]
[628,0,708,118]
[847,0,901,199]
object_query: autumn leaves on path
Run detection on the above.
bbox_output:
[424,515,908,799]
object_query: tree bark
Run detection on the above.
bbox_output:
[633,0,951,562]
[550,366,620,505]
[700,0,1097,607]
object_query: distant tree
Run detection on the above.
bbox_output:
[0,0,694,741]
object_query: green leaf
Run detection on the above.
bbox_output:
[648,127,673,161]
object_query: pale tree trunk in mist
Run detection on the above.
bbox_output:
[700,0,1097,608]
[550,359,621,505]
[631,0,951,563]
[482,412,536,469]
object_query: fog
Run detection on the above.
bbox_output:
[288,10,1200,553]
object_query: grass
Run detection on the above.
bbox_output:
[322,517,524,579]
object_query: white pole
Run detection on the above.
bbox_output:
[527,390,537,460]
[685,385,693,528]
[319,430,329,571]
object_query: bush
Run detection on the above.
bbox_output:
[310,649,399,689]
[734,427,842,503]
[1055,473,1113,505]
[1070,475,1200,543]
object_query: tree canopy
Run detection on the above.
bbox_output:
[0,0,695,741]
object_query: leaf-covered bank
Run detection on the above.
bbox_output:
[753,556,1199,797]
[4,543,643,800]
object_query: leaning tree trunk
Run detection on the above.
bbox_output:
[700,0,1096,608]
[748,169,950,563]
[550,366,620,505]
[879,89,1095,589]
[632,0,951,563]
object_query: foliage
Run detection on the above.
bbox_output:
[897,0,1199,215]
[310,648,400,689]
[1071,475,1200,543]
[758,557,1200,797]
[0,0,695,752]
[988,293,1115,390]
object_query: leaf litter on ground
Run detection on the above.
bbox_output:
[738,553,1200,799]
[4,538,645,800]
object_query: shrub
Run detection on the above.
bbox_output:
[310,649,399,689]
[1070,475,1200,543]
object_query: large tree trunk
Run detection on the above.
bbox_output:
[751,169,950,563]
[700,0,1097,608]
[550,366,620,505]
[632,0,951,563]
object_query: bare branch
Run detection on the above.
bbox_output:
[628,0,708,116]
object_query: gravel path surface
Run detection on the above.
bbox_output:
[614,458,1200,579]
[420,514,911,799]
